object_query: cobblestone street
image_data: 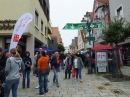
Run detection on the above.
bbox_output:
[12,67,130,97]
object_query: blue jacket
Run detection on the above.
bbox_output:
[51,57,60,69]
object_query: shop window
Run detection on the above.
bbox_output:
[35,9,39,27]
[41,20,43,32]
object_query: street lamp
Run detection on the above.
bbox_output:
[81,12,92,74]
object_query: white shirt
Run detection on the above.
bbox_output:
[74,59,78,68]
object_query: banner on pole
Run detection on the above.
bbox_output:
[9,13,33,50]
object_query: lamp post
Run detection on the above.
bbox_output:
[81,12,92,74]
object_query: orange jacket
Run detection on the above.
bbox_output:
[38,56,49,71]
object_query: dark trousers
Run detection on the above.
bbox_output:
[65,68,71,79]
[0,74,5,84]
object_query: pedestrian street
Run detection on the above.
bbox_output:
[11,67,130,97]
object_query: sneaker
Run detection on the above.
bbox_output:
[75,79,78,81]
[35,85,39,89]
[57,84,59,87]
[80,80,82,83]
[36,94,44,96]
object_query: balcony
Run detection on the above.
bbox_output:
[47,22,52,34]
[48,34,51,40]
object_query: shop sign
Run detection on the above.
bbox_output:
[0,20,17,30]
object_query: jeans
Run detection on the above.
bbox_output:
[60,60,64,69]
[53,68,59,84]
[22,70,30,87]
[65,68,71,78]
[38,72,48,95]
[4,79,19,97]
[33,66,38,75]
[75,68,82,79]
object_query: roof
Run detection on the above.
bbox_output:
[96,0,108,7]
[80,30,86,42]
[88,12,93,20]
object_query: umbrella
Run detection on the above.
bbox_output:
[91,44,113,50]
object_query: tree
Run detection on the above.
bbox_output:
[101,16,130,78]
[57,44,65,52]
[48,44,52,49]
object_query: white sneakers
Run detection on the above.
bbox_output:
[35,85,39,89]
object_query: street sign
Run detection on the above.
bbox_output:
[86,37,95,41]
[63,22,103,30]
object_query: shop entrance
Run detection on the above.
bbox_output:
[5,35,27,57]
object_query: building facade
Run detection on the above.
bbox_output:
[50,27,62,50]
[109,0,130,47]
[77,30,85,52]
[85,12,94,49]
[92,0,108,46]
[0,0,52,63]
[64,47,70,53]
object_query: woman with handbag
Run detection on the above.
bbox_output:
[37,51,49,96]
[73,54,84,82]
[4,48,25,97]
[51,52,60,87]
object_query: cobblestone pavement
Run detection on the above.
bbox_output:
[10,67,130,97]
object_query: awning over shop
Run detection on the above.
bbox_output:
[91,44,113,51]
[35,46,56,54]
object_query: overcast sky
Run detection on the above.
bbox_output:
[50,0,93,47]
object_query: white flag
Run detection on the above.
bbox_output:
[9,13,33,50]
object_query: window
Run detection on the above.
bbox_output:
[35,9,39,27]
[105,8,108,15]
[41,20,43,32]
[117,6,122,16]
[116,5,123,17]
[51,40,54,44]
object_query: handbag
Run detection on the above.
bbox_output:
[72,69,75,78]
[67,65,72,70]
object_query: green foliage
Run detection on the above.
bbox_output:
[48,44,52,49]
[57,44,65,52]
[101,17,130,45]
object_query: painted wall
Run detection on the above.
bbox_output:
[0,0,48,45]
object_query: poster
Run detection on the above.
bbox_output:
[97,52,106,62]
[98,66,107,72]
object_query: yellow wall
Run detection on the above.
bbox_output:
[0,0,48,45]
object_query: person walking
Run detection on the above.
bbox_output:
[84,53,91,68]
[51,52,60,87]
[60,51,65,70]
[0,47,7,84]
[22,51,32,88]
[37,51,49,96]
[64,53,72,79]
[4,48,25,97]
[73,54,84,82]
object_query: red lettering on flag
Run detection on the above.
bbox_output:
[13,34,19,42]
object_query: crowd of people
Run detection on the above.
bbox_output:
[0,46,96,97]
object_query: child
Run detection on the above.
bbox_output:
[0,80,4,97]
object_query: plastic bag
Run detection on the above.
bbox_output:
[72,69,75,78]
